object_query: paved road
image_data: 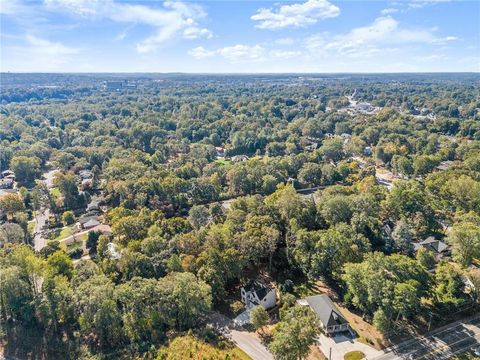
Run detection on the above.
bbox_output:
[373,316,480,360]
[208,312,273,360]
[33,169,58,251]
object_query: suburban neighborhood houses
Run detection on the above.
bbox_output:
[1,72,480,360]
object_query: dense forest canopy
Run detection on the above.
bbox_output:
[1,73,480,359]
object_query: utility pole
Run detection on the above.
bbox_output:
[329,347,332,360]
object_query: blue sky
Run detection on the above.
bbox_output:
[1,0,479,72]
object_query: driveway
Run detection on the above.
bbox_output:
[208,312,273,360]
[317,334,383,360]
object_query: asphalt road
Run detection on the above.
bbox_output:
[33,169,58,251]
[373,316,480,360]
[207,312,274,360]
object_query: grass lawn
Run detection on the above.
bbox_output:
[157,335,251,360]
[48,226,74,241]
[215,158,232,165]
[66,240,83,252]
[344,351,365,360]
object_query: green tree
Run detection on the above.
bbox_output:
[269,305,319,360]
[11,156,41,186]
[62,210,75,225]
[448,220,480,267]
[250,305,269,335]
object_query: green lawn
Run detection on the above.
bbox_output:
[215,158,232,165]
[66,240,83,252]
[48,226,74,241]
[344,351,365,360]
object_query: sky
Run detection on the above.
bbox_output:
[0,0,479,73]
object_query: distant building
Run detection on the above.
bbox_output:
[241,280,276,310]
[1,170,14,179]
[231,155,249,163]
[103,81,137,91]
[0,178,14,189]
[435,161,453,172]
[77,215,100,230]
[414,236,450,258]
[364,146,373,156]
[302,294,352,335]
[215,146,225,157]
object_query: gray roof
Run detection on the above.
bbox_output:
[414,237,449,254]
[305,294,347,328]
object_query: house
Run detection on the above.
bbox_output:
[79,169,93,180]
[86,200,101,213]
[231,155,249,163]
[364,146,373,156]
[414,236,450,257]
[241,280,276,310]
[83,218,101,229]
[303,294,351,335]
[435,161,453,172]
[1,170,14,179]
[215,146,225,157]
[77,215,100,230]
[0,178,14,189]
[305,143,319,152]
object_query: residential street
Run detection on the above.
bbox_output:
[373,315,480,360]
[33,169,58,251]
[207,312,273,360]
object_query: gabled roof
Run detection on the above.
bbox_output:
[305,294,348,328]
[243,280,273,301]
[415,236,449,254]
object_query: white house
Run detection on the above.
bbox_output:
[241,280,276,310]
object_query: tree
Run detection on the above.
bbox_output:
[0,193,25,220]
[73,274,124,349]
[294,223,370,279]
[188,205,210,230]
[269,305,319,360]
[47,250,74,279]
[298,162,322,186]
[10,156,41,186]
[448,220,480,267]
[416,247,436,270]
[158,272,212,330]
[250,305,269,335]
[433,262,467,310]
[62,210,75,225]
[0,223,25,246]
[391,218,414,256]
[373,308,390,333]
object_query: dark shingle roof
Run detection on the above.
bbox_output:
[305,294,347,328]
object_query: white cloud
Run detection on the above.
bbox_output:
[183,27,213,40]
[269,49,302,59]
[251,0,340,30]
[408,0,451,9]
[305,16,458,57]
[218,45,266,62]
[188,46,215,59]
[43,0,212,52]
[4,34,80,71]
[381,8,398,15]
